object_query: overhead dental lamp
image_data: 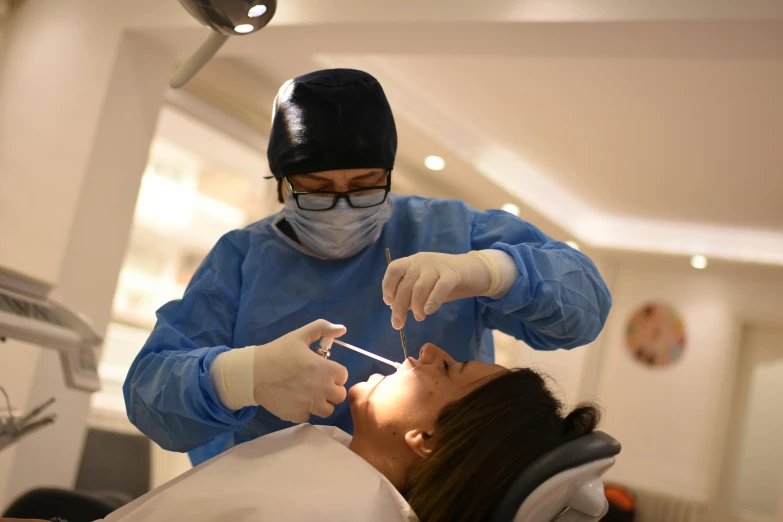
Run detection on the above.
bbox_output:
[170,0,278,89]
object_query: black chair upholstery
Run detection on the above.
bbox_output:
[488,432,622,522]
[2,487,128,522]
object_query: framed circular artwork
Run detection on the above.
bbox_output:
[625,302,686,367]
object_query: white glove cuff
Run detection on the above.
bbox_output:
[209,347,256,411]
[473,249,521,300]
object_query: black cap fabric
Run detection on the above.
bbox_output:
[267,69,397,178]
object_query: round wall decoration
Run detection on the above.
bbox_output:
[625,302,686,367]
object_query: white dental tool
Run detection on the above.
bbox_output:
[316,338,401,369]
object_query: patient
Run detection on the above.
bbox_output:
[98,344,599,522]
[350,343,600,522]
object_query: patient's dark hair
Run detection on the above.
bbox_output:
[401,368,600,522]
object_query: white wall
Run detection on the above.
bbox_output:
[0,1,44,472]
[593,254,783,504]
[733,326,783,518]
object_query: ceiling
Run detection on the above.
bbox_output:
[142,1,783,264]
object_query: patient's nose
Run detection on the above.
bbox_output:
[418,343,448,365]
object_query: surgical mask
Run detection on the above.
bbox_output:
[283,194,394,259]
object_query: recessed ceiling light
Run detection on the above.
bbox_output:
[248,4,268,17]
[501,203,519,216]
[565,241,580,251]
[424,155,445,171]
[234,24,255,34]
[690,255,708,269]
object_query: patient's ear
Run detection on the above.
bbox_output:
[404,429,436,459]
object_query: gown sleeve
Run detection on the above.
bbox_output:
[123,231,257,452]
[470,208,612,350]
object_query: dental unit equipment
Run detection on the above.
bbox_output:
[384,248,408,359]
[0,267,102,392]
[0,387,57,453]
[316,338,401,369]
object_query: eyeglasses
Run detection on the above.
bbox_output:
[285,173,392,211]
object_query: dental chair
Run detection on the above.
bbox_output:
[489,431,621,522]
[2,487,131,521]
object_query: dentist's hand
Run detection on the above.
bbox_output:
[382,252,494,329]
[209,319,349,423]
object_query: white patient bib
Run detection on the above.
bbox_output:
[102,424,418,522]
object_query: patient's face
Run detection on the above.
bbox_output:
[349,344,505,441]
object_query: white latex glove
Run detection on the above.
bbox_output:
[382,250,520,329]
[209,319,349,423]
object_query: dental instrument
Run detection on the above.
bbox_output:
[384,248,408,359]
[316,338,401,369]
[0,387,57,453]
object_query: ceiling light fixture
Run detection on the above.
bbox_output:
[424,155,445,171]
[501,203,520,217]
[690,255,708,270]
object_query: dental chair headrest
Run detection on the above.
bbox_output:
[488,431,621,522]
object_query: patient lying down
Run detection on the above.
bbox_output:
[103,344,600,522]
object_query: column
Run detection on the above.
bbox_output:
[0,0,172,505]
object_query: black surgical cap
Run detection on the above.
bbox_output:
[267,69,397,178]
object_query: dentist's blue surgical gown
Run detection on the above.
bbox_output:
[124,195,611,466]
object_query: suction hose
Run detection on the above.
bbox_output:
[169,30,230,89]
